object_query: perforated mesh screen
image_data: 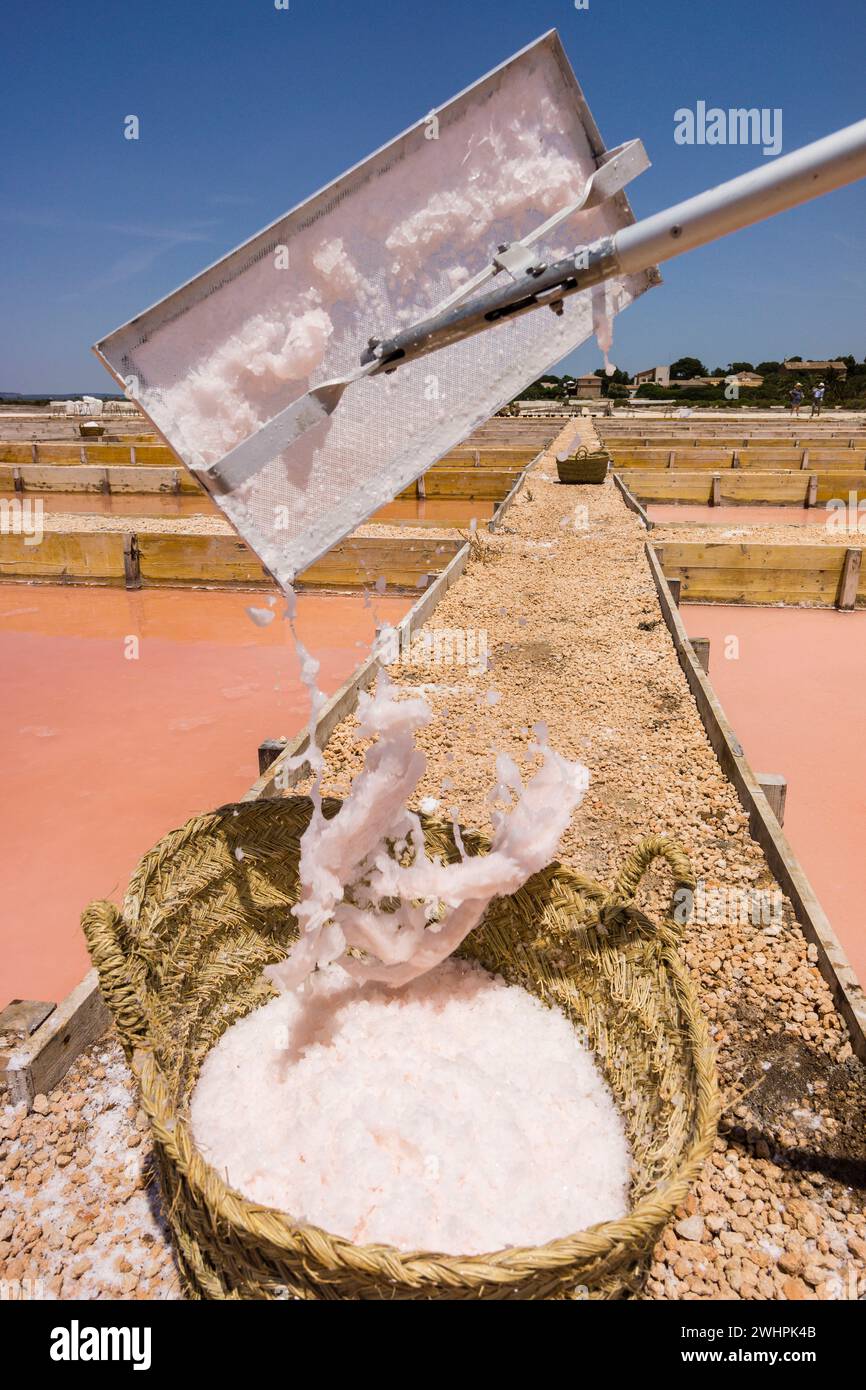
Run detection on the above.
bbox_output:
[95,33,657,587]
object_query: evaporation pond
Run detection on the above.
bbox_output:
[1,586,409,1002]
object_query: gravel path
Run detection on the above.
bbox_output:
[2,417,864,1302]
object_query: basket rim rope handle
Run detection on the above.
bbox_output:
[82,823,695,1053]
[600,836,695,937]
[81,899,149,1061]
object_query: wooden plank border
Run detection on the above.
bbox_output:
[487,452,541,532]
[5,463,200,495]
[1,971,110,1109]
[611,471,654,529]
[645,541,866,1060]
[653,540,865,608]
[0,530,463,593]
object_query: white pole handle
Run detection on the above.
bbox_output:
[614,118,866,275]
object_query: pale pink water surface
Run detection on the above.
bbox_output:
[1,586,409,1002]
[682,604,866,987]
[648,505,834,528]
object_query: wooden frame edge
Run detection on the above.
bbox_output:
[645,541,866,1059]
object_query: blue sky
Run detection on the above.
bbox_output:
[1,0,863,391]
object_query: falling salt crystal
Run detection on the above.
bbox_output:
[485,691,501,706]
[246,607,276,627]
[375,576,387,594]
[419,797,439,814]
[235,848,245,861]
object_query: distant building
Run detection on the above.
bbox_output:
[726,371,764,388]
[783,359,847,379]
[565,375,603,399]
[633,365,670,387]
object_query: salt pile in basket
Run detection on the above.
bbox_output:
[191,671,632,1253]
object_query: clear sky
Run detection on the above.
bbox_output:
[1,0,863,391]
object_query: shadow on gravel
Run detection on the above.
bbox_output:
[723,1032,866,1188]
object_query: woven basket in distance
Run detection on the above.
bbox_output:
[556,446,611,484]
[82,796,718,1301]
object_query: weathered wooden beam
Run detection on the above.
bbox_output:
[258,737,288,776]
[654,541,863,608]
[5,462,200,495]
[611,471,653,529]
[837,546,862,610]
[756,773,788,825]
[123,532,141,590]
[2,972,110,1110]
[0,999,56,1047]
[689,636,710,673]
[0,528,462,592]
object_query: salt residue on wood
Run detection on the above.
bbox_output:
[191,957,631,1254]
[265,669,590,991]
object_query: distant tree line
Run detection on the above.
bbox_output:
[514,354,866,407]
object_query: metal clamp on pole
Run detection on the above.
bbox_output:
[432,137,650,312]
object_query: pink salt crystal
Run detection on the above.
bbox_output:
[191,958,631,1255]
[265,672,589,992]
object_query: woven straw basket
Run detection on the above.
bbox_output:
[556,447,610,484]
[82,796,718,1301]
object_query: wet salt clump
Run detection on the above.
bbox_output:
[191,957,631,1254]
[265,671,589,991]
